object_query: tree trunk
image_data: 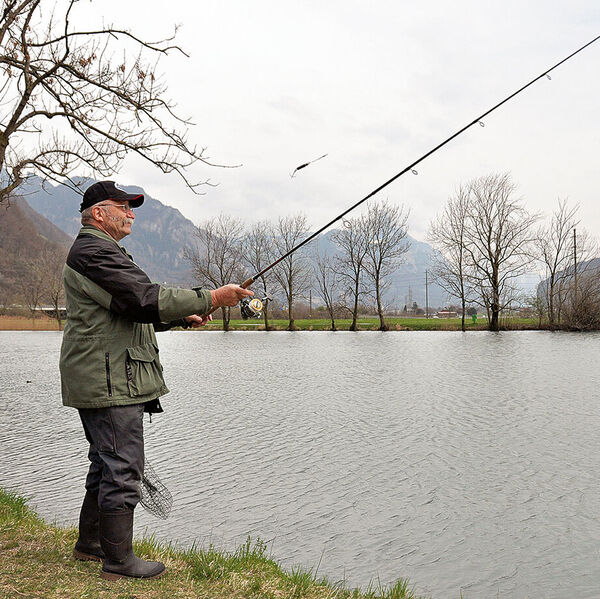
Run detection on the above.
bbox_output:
[287,286,295,331]
[260,278,271,331]
[548,275,556,329]
[375,276,387,331]
[52,298,62,331]
[489,290,500,331]
[221,306,230,332]
[489,269,500,332]
[349,280,359,331]
[329,308,336,331]
[461,296,466,332]
[490,305,499,331]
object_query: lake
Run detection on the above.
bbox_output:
[1,330,599,598]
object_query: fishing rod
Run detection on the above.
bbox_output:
[222,35,600,318]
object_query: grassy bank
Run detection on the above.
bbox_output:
[0,488,426,599]
[193,316,539,331]
[0,315,63,331]
[0,314,541,332]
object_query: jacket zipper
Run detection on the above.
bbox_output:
[105,352,113,397]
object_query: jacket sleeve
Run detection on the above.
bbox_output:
[153,318,190,332]
[82,247,212,323]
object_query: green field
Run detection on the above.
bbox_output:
[196,317,539,331]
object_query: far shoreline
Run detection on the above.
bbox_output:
[0,314,554,332]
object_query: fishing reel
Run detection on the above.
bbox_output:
[240,294,272,319]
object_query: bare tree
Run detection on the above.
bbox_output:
[525,290,546,328]
[462,174,539,332]
[428,185,472,331]
[16,257,45,318]
[313,251,339,331]
[564,229,598,319]
[40,242,67,329]
[185,215,245,331]
[241,221,274,330]
[0,0,214,204]
[561,264,600,331]
[534,199,581,327]
[270,214,312,331]
[332,216,369,331]
[363,200,410,331]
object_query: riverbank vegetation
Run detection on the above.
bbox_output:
[183,176,598,334]
[190,316,540,331]
[0,488,425,599]
[0,313,546,332]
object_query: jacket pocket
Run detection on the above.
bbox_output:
[105,352,113,397]
[125,343,163,397]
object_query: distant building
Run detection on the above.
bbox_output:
[436,310,458,318]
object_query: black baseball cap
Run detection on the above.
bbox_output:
[80,181,145,212]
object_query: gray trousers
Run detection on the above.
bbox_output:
[78,403,145,512]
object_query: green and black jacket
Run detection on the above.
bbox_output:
[59,226,212,409]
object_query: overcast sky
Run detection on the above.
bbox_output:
[77,1,599,243]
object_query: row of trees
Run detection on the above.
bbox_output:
[184,200,411,331]
[187,172,598,333]
[428,173,598,331]
[0,241,66,329]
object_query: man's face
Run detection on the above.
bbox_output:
[92,201,135,241]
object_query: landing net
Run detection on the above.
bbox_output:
[140,458,172,520]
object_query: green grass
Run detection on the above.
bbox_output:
[0,487,429,599]
[191,316,539,331]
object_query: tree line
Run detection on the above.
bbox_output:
[428,173,599,332]
[184,199,411,331]
[0,205,67,329]
[187,172,599,333]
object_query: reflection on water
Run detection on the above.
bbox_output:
[1,330,600,598]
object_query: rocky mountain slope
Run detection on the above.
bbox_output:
[0,197,71,304]
[22,177,198,285]
[21,176,449,307]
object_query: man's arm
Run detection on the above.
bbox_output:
[74,244,253,323]
[77,247,211,323]
[152,313,212,332]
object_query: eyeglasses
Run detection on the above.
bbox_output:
[96,203,134,213]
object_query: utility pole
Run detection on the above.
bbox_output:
[573,228,578,305]
[425,269,429,318]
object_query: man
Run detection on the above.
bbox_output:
[59,180,252,581]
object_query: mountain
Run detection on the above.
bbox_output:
[21,176,451,307]
[0,196,70,303]
[14,197,73,248]
[537,257,600,297]
[22,176,198,285]
[313,230,448,308]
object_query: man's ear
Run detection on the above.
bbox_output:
[91,205,105,223]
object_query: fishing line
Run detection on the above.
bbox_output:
[209,36,600,317]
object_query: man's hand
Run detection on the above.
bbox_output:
[185,314,213,328]
[210,284,254,308]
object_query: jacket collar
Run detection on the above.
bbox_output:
[77,225,125,249]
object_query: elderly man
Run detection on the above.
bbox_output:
[59,180,252,581]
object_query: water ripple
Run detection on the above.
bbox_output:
[1,330,600,598]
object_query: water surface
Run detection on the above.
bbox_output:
[1,330,599,598]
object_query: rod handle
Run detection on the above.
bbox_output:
[201,278,255,319]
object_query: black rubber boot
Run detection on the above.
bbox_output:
[99,509,166,581]
[73,490,105,562]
